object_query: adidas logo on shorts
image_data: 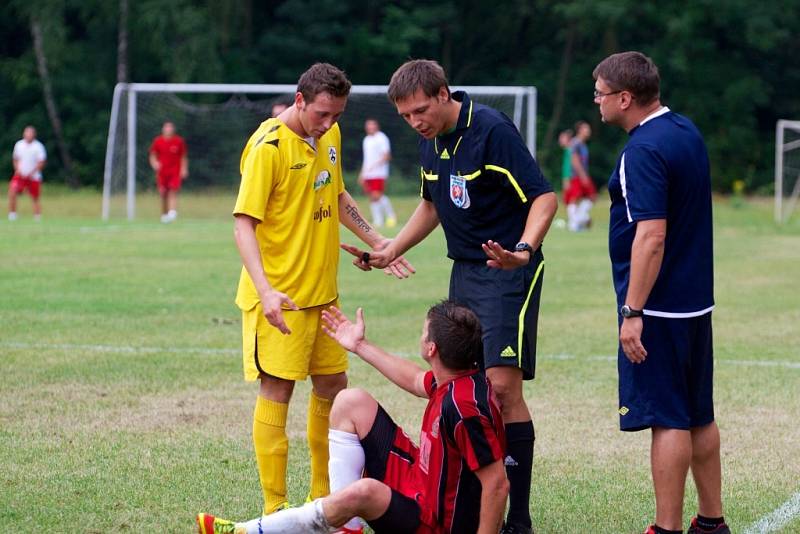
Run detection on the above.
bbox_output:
[500,346,517,358]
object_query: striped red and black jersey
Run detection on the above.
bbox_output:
[414,369,506,533]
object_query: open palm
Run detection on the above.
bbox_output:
[321,306,365,352]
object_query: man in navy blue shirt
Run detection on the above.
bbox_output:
[344,59,557,534]
[594,51,728,534]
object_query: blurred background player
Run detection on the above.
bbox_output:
[358,119,396,228]
[8,125,46,221]
[231,62,414,522]
[558,129,573,193]
[270,97,292,118]
[197,301,509,534]
[148,121,188,223]
[564,121,595,231]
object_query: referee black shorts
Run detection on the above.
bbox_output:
[449,248,545,380]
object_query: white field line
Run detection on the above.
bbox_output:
[1,342,798,370]
[0,341,238,356]
[743,491,800,533]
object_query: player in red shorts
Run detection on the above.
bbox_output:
[563,120,596,231]
[148,121,188,223]
[197,301,509,534]
[359,119,396,228]
[8,125,47,221]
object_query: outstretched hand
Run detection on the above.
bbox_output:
[321,306,365,353]
[482,240,531,270]
[340,241,416,279]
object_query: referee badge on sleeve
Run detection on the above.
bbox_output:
[449,174,471,209]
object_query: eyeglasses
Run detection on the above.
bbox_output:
[594,89,621,99]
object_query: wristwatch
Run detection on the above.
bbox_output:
[620,304,644,318]
[514,242,534,263]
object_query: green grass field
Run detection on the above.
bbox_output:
[1,190,799,533]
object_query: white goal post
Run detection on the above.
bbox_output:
[775,120,800,224]
[102,83,537,220]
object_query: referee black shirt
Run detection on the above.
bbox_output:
[420,91,552,261]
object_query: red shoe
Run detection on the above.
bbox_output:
[643,526,657,534]
[196,513,236,534]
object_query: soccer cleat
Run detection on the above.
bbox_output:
[643,526,657,534]
[332,527,363,534]
[196,513,237,534]
[386,217,397,228]
[501,522,534,534]
[687,517,731,534]
[8,212,17,221]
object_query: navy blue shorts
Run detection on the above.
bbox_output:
[618,312,715,431]
[449,248,545,380]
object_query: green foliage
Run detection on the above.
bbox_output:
[0,0,798,191]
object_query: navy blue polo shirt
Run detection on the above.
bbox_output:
[608,107,714,316]
[420,91,552,261]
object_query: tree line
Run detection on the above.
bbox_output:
[1,0,798,193]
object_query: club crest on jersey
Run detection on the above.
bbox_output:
[328,146,337,164]
[430,416,440,438]
[449,174,471,209]
[314,170,332,191]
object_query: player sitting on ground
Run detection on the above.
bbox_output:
[197,301,509,534]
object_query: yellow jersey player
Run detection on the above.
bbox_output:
[232,62,414,522]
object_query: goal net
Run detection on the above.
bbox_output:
[102,83,537,220]
[776,120,800,224]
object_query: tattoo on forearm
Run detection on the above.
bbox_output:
[345,204,371,233]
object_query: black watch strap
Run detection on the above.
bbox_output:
[620,304,644,318]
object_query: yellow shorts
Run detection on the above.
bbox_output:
[241,300,347,382]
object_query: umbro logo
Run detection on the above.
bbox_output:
[290,162,307,170]
[504,455,518,467]
[619,406,629,416]
[500,346,516,358]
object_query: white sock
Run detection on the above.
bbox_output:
[328,429,365,531]
[578,199,593,228]
[369,201,383,227]
[238,499,333,534]
[379,195,395,219]
[566,203,578,231]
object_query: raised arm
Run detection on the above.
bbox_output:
[321,306,428,398]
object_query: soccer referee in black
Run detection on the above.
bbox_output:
[344,59,557,534]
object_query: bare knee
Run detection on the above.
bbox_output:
[311,372,348,400]
[259,373,295,403]
[330,388,378,435]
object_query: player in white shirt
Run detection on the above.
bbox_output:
[359,119,396,227]
[8,126,47,221]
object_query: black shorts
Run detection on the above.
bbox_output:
[449,248,545,380]
[618,312,715,431]
[360,406,423,534]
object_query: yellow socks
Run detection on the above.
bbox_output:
[307,391,333,499]
[253,396,289,514]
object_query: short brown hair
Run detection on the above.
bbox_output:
[593,51,660,105]
[388,59,450,103]
[297,63,351,103]
[426,300,482,371]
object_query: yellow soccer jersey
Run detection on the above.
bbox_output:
[233,118,345,311]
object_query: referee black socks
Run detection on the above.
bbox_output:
[695,515,726,531]
[504,421,535,528]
